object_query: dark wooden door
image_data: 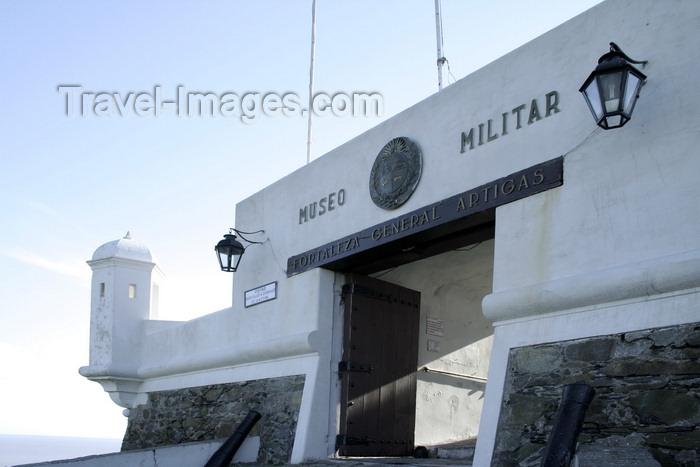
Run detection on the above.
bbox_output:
[337,274,420,457]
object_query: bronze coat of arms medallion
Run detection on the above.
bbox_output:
[369,137,422,210]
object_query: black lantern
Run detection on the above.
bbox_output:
[215,233,245,272]
[215,228,265,272]
[579,42,647,130]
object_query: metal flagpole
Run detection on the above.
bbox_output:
[306,0,318,164]
[435,0,445,91]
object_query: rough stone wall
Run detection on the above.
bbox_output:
[122,375,305,464]
[492,322,700,467]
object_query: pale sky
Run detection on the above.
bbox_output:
[0,0,602,459]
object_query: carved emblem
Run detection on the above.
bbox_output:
[369,137,422,210]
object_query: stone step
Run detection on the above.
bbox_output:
[432,439,476,464]
[436,445,475,460]
[306,440,477,467]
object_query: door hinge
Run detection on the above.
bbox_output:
[342,283,393,302]
[336,434,371,448]
[338,360,373,376]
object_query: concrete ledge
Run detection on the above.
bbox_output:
[15,437,259,467]
[81,331,317,382]
[137,331,317,379]
[482,248,700,322]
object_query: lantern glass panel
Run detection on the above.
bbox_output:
[218,249,242,271]
[605,115,624,129]
[598,71,624,113]
[582,78,604,121]
[623,72,642,114]
[217,249,228,269]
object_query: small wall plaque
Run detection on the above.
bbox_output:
[245,282,277,308]
[427,340,441,352]
[426,316,445,337]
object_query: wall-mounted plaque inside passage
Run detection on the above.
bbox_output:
[369,137,422,210]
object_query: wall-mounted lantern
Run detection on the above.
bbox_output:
[579,42,647,130]
[215,229,264,272]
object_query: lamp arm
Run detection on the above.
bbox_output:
[609,42,648,66]
[229,228,266,245]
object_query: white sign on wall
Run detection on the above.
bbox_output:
[245,282,277,308]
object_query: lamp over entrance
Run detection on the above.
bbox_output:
[579,42,647,130]
[215,233,245,272]
[215,228,266,272]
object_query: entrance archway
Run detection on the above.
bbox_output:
[333,232,495,456]
[369,240,494,448]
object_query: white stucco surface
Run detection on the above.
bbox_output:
[81,1,700,464]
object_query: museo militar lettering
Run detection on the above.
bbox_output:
[299,189,346,224]
[287,157,563,276]
[461,91,561,153]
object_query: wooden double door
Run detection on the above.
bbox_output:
[337,274,421,457]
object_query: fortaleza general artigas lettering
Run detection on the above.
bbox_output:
[460,91,561,153]
[290,236,361,270]
[456,168,545,210]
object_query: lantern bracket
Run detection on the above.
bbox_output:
[227,228,265,245]
[606,42,647,67]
